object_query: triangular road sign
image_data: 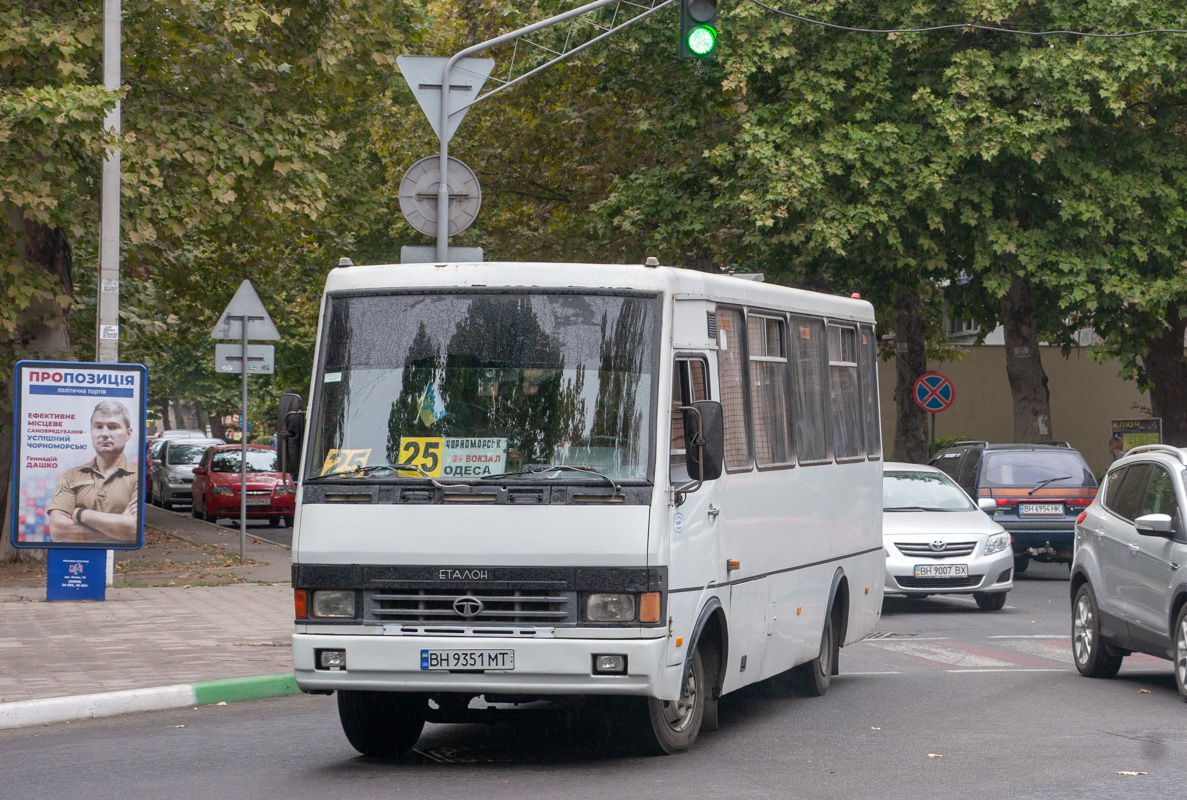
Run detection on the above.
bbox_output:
[211,280,280,341]
[397,55,495,144]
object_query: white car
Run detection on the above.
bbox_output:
[883,462,1015,611]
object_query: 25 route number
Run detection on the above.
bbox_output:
[398,437,443,477]
[320,448,372,476]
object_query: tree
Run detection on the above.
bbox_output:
[1,0,425,562]
[589,1,1187,453]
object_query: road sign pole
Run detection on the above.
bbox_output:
[240,320,248,564]
[420,0,639,260]
[913,372,954,459]
[436,57,455,261]
[210,281,280,563]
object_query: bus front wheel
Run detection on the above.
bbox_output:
[337,690,426,757]
[638,646,705,755]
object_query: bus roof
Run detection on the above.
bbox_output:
[323,261,876,323]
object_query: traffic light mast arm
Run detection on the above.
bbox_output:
[434,0,678,260]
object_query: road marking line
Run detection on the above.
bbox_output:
[998,639,1072,664]
[845,671,904,676]
[946,668,1066,673]
[865,641,1013,667]
[988,635,1068,639]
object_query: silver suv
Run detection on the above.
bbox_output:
[1070,444,1187,700]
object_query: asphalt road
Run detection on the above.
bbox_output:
[4,562,1185,799]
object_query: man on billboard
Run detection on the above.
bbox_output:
[46,399,139,543]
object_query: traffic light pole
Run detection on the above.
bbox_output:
[433,0,677,260]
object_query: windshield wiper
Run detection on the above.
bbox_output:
[479,464,620,493]
[1028,476,1072,495]
[306,463,453,489]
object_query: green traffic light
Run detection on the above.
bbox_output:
[687,24,717,56]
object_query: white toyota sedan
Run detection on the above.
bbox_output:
[883,462,1015,611]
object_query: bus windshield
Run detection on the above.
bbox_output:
[310,291,658,482]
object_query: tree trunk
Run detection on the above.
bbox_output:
[1000,274,1052,443]
[210,413,227,441]
[1141,305,1187,447]
[169,391,183,429]
[892,282,930,463]
[1,207,75,566]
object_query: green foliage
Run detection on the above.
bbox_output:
[7,0,1187,451]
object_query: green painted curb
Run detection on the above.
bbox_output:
[192,673,300,705]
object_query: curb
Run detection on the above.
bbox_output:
[0,673,300,730]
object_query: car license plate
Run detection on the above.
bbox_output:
[914,564,969,578]
[1020,502,1063,515]
[245,497,271,506]
[420,649,515,671]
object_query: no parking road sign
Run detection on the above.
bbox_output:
[913,372,954,413]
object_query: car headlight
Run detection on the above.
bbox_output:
[985,532,1011,555]
[212,486,235,496]
[274,485,295,496]
[586,593,637,622]
[311,590,356,619]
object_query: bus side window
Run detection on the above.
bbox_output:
[670,358,709,478]
[828,324,864,461]
[790,317,829,462]
[717,308,751,471]
[859,325,881,458]
[748,314,792,467]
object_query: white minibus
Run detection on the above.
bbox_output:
[279,259,885,755]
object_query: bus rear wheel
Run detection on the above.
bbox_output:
[337,690,426,757]
[793,606,837,697]
[638,647,705,755]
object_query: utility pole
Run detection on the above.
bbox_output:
[97,0,121,362]
[98,0,121,588]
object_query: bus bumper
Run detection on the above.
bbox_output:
[293,632,677,698]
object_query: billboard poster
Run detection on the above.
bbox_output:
[10,361,147,550]
[1111,418,1162,451]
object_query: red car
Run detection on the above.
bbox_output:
[190,445,295,526]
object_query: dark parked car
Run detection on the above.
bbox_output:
[930,441,1098,572]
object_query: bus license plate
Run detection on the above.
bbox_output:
[914,564,968,578]
[1020,503,1063,516]
[420,649,515,671]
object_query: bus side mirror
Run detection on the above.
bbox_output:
[277,392,305,479]
[684,400,724,483]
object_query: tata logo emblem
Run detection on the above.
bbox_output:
[453,596,484,618]
[929,540,947,552]
[439,569,490,580]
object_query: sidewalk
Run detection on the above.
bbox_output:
[0,506,299,728]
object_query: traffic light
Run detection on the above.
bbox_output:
[680,0,718,60]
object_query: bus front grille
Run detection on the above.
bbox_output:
[365,589,577,626]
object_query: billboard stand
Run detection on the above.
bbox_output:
[47,548,107,602]
[10,361,148,602]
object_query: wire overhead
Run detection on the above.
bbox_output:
[747,0,1187,38]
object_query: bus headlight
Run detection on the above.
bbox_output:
[311,590,356,618]
[586,593,636,622]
